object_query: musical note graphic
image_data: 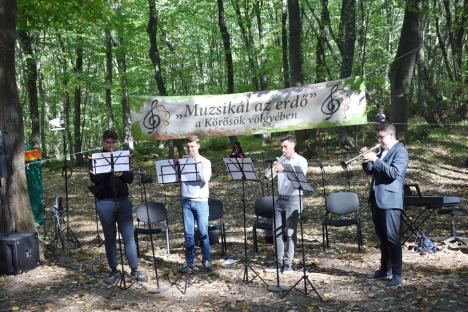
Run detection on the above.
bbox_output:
[143,100,162,134]
[321,84,341,120]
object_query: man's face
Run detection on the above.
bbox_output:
[376,130,395,149]
[281,140,295,158]
[186,141,200,157]
[103,138,117,152]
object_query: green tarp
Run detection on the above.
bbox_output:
[25,147,44,225]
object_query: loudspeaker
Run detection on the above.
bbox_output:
[0,232,39,275]
[0,131,11,178]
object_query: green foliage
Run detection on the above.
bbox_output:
[14,0,466,160]
[202,137,230,151]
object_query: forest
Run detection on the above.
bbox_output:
[0,0,467,311]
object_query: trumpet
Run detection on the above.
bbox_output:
[264,154,286,180]
[340,144,381,169]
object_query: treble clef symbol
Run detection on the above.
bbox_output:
[143,99,161,134]
[321,84,341,120]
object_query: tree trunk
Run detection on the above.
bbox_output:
[232,0,259,90]
[287,0,308,154]
[38,72,47,158]
[217,0,237,145]
[253,0,267,90]
[389,0,423,140]
[288,0,303,86]
[104,26,114,128]
[73,34,84,165]
[147,0,167,96]
[281,2,290,88]
[115,0,134,148]
[338,0,356,149]
[0,0,35,232]
[18,31,40,148]
[147,0,184,157]
[316,0,328,83]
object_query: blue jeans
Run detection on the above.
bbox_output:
[182,199,211,265]
[96,198,138,271]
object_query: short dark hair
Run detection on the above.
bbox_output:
[185,135,200,143]
[376,122,396,134]
[279,134,295,144]
[102,129,118,141]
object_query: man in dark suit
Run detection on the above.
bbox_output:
[362,122,409,287]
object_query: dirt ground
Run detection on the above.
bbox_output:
[1,148,467,312]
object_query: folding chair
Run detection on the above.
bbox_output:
[134,202,170,256]
[252,196,274,257]
[195,198,227,256]
[321,192,362,252]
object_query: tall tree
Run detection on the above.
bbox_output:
[104,3,115,128]
[389,0,424,139]
[281,0,290,88]
[114,0,133,148]
[217,0,237,144]
[73,30,84,165]
[147,0,167,96]
[147,0,183,158]
[288,0,309,154]
[232,0,259,90]
[0,0,35,232]
[18,31,40,148]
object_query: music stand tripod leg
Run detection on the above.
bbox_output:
[170,162,195,294]
[281,192,322,300]
[139,173,168,294]
[240,178,268,287]
[266,169,288,293]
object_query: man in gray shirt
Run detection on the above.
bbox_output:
[180,136,213,273]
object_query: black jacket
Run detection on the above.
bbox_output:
[89,158,133,200]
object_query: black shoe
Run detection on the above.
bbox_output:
[265,262,282,273]
[131,269,148,282]
[106,270,122,286]
[388,274,404,287]
[178,264,194,274]
[369,269,392,280]
[203,260,213,272]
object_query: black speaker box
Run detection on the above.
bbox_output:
[0,232,39,275]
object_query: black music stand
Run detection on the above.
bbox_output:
[91,150,134,293]
[280,163,322,300]
[224,158,268,287]
[156,158,200,294]
[137,169,168,294]
[264,158,289,293]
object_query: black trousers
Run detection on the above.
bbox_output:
[370,194,402,276]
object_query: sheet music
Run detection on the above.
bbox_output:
[155,159,178,183]
[91,150,130,174]
[178,158,199,182]
[155,158,199,184]
[223,158,259,181]
[282,163,314,192]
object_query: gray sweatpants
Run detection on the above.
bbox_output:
[273,195,300,265]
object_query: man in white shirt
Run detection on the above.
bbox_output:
[266,134,308,274]
[180,135,213,273]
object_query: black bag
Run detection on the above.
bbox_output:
[416,233,438,253]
